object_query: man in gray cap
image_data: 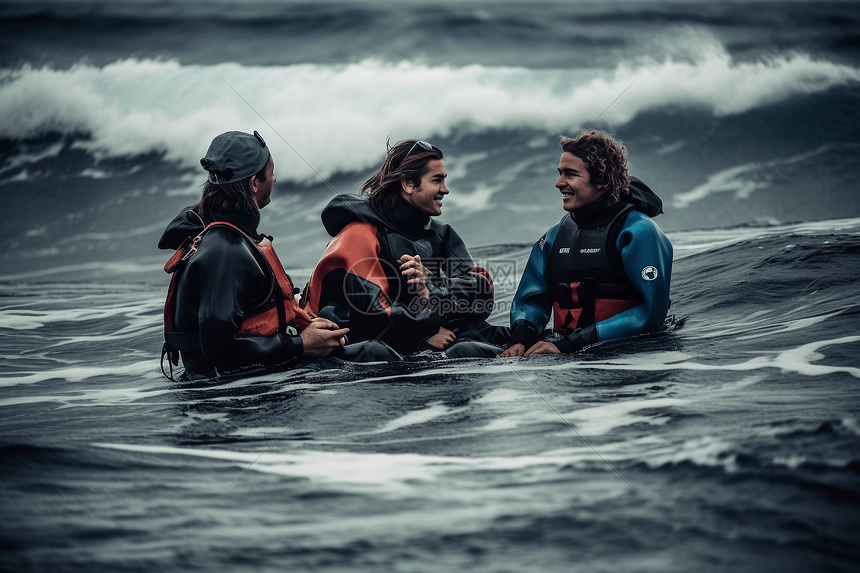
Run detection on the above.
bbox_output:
[158,130,397,380]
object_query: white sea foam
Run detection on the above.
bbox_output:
[0,377,174,409]
[368,401,459,434]
[443,183,500,212]
[681,306,843,342]
[0,141,64,177]
[561,397,688,436]
[0,259,166,281]
[93,442,628,496]
[673,162,771,209]
[672,145,859,208]
[444,151,490,182]
[470,387,545,433]
[1,46,857,184]
[473,387,535,404]
[510,336,860,379]
[667,217,860,260]
[636,435,742,472]
[91,444,635,546]
[0,360,160,388]
[79,164,142,180]
[734,310,842,341]
[0,299,161,331]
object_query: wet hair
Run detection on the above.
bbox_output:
[194,161,269,224]
[360,139,444,211]
[560,130,630,200]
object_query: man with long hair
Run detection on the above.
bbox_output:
[302,139,508,357]
[159,130,396,380]
[502,130,673,357]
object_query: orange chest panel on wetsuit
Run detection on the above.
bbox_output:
[546,207,643,335]
[164,221,313,340]
[303,222,394,317]
[238,237,314,336]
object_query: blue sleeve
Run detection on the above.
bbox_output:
[595,211,673,342]
[510,223,561,331]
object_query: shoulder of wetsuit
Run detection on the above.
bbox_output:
[606,178,663,273]
[158,206,204,250]
[623,177,663,218]
[193,226,271,275]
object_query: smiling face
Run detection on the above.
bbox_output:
[400,159,449,216]
[556,152,604,212]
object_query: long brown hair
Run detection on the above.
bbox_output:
[360,139,444,211]
[193,162,269,224]
[560,130,630,200]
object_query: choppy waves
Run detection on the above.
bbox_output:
[2,43,859,184]
[2,223,860,571]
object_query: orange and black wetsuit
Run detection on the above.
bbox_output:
[158,207,306,378]
[303,194,508,354]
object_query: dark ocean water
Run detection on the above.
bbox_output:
[2,1,860,571]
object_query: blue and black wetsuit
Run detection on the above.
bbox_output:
[509,180,673,353]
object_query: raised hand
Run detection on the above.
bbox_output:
[399,254,430,301]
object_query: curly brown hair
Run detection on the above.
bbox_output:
[560,130,630,200]
[361,139,444,211]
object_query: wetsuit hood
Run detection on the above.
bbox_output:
[570,193,624,228]
[626,177,663,217]
[321,194,433,240]
[158,206,262,250]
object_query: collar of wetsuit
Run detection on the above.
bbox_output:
[212,210,263,240]
[382,195,432,236]
[570,193,623,228]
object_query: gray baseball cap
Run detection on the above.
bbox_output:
[200,130,270,184]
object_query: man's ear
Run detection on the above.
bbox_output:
[249,175,258,195]
[401,179,414,195]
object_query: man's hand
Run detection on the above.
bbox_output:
[425,327,456,350]
[399,254,430,301]
[300,318,349,357]
[523,341,561,357]
[501,343,526,357]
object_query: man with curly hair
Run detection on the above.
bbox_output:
[502,130,673,357]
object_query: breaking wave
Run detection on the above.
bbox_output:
[2,43,859,184]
